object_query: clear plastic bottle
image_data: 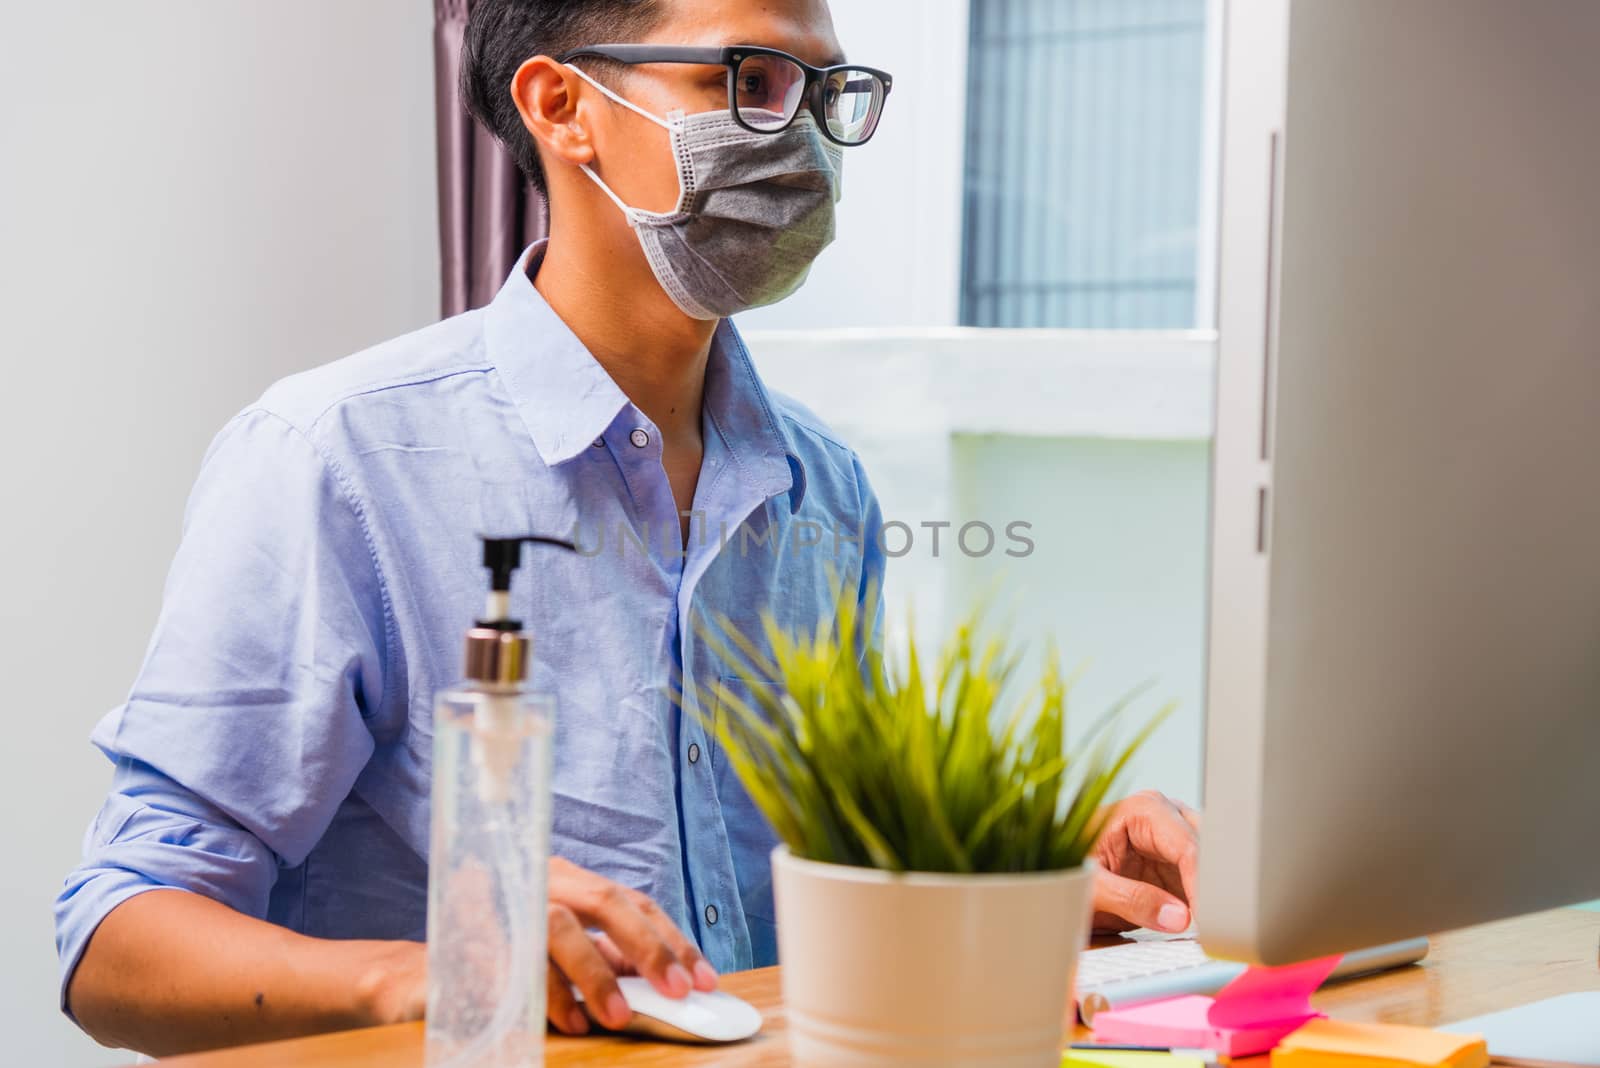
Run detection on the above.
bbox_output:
[426,684,553,1068]
[426,535,571,1068]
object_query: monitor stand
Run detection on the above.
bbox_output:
[1442,992,1600,1067]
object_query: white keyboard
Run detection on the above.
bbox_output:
[1074,935,1430,1024]
[1077,939,1214,987]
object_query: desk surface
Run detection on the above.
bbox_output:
[148,908,1599,1068]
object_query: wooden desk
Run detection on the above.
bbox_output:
[148,909,1599,1068]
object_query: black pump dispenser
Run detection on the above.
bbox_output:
[464,534,577,683]
[475,535,577,630]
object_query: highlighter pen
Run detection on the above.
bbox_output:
[1069,1044,1218,1057]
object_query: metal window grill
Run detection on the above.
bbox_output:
[960,0,1208,329]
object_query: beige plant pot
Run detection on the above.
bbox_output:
[772,846,1097,1068]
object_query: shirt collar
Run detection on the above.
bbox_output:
[483,242,808,513]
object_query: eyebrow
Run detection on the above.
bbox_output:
[718,37,848,68]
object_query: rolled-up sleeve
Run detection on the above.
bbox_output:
[55,407,391,1014]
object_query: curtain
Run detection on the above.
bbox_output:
[434,0,549,318]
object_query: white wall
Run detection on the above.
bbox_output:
[0,3,439,1064]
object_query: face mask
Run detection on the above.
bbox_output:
[567,65,845,321]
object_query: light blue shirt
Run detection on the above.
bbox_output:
[55,244,884,1011]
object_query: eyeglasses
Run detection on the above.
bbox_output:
[555,44,894,147]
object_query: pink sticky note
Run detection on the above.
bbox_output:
[1091,955,1341,1057]
[1208,955,1342,1027]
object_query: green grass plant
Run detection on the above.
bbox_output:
[690,588,1173,875]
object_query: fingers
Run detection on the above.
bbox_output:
[554,865,717,998]
[1095,869,1192,933]
[545,961,589,1036]
[1122,791,1202,908]
[590,932,631,975]
[577,882,690,997]
[548,904,630,1031]
[627,889,719,993]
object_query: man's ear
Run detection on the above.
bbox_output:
[511,56,597,171]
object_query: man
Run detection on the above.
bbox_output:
[56,0,1202,1057]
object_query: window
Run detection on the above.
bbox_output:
[960,0,1211,329]
[743,0,1223,805]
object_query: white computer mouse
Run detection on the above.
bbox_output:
[579,976,763,1044]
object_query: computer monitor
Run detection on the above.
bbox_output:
[1196,0,1600,967]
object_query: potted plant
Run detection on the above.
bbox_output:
[696,592,1171,1068]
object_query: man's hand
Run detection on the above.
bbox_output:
[366,859,717,1037]
[543,858,718,1035]
[1091,790,1202,934]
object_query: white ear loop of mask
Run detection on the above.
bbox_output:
[565,64,686,225]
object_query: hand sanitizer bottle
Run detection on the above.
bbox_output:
[426,535,574,1068]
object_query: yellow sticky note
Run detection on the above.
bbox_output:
[1065,1052,1210,1068]
[1272,1019,1489,1068]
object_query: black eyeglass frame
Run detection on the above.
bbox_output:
[554,44,894,146]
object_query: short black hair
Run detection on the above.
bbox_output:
[462,0,663,193]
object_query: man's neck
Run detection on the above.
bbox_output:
[534,224,716,441]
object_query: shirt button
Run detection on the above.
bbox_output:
[591,438,605,449]
[688,743,702,765]
[630,428,650,449]
[705,904,719,926]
